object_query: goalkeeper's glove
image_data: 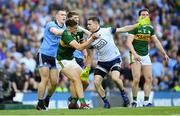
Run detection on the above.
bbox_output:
[80,67,90,81]
[137,16,150,28]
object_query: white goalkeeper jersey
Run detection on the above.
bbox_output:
[91,27,121,62]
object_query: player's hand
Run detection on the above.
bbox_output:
[137,16,150,28]
[134,53,141,62]
[163,53,169,62]
[91,33,100,40]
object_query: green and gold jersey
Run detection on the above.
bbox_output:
[128,25,155,56]
[57,30,84,61]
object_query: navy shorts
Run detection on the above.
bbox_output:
[94,58,121,78]
[36,53,57,69]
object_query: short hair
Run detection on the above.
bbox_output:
[67,11,79,18]
[65,19,77,27]
[88,16,100,24]
[138,8,150,16]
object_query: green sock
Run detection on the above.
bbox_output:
[144,96,149,101]
[133,97,137,101]
[71,98,78,104]
[79,98,86,104]
[46,95,51,99]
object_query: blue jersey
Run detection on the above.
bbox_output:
[39,21,66,57]
[73,50,83,59]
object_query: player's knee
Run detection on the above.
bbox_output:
[133,78,140,85]
[94,79,101,87]
[145,76,152,83]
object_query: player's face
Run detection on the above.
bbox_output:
[57,11,67,24]
[68,25,78,34]
[87,20,98,32]
[71,15,79,24]
[140,11,149,19]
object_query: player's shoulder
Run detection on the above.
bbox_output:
[62,30,71,36]
[46,21,55,26]
[144,25,154,30]
[100,27,112,32]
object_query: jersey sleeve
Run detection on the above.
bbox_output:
[111,27,116,34]
[61,31,74,45]
[78,31,84,43]
[150,26,155,36]
[46,22,57,33]
[128,28,137,35]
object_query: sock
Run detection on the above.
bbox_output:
[102,96,108,103]
[79,98,86,104]
[38,99,44,105]
[68,96,72,101]
[133,97,137,101]
[71,98,78,104]
[144,96,149,101]
[120,89,125,93]
[45,95,51,100]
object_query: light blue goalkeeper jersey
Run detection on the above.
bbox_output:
[39,21,66,57]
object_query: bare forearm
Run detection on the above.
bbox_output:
[126,40,137,55]
[155,41,166,55]
[78,26,91,36]
[116,24,137,33]
[77,38,94,50]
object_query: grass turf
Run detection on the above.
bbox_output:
[0,107,180,115]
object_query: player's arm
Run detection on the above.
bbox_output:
[116,17,150,33]
[49,27,64,36]
[126,34,141,61]
[151,35,169,61]
[116,24,137,33]
[78,26,92,36]
[69,35,97,50]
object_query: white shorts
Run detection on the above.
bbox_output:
[129,53,152,65]
[56,58,82,72]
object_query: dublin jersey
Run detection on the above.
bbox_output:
[128,25,155,56]
[91,27,120,61]
[39,21,66,57]
[57,30,84,61]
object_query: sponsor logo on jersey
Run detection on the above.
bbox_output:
[93,39,107,50]
[135,34,151,41]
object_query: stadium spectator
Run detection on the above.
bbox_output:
[10,63,29,93]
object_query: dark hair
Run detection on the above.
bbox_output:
[138,8,149,16]
[67,11,78,18]
[88,16,100,24]
[65,19,77,27]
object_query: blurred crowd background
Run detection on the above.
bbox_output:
[0,0,179,103]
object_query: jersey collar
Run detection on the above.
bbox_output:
[55,20,64,28]
[92,27,100,33]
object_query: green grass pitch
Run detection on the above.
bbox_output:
[0,107,180,115]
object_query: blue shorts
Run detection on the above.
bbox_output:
[36,53,57,69]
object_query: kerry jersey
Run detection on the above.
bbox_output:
[57,30,84,61]
[128,25,155,56]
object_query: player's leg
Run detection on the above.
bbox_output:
[142,65,153,107]
[131,62,141,107]
[37,67,49,110]
[94,69,110,108]
[68,81,79,109]
[36,53,51,110]
[111,67,130,107]
[44,68,59,108]
[62,66,89,109]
